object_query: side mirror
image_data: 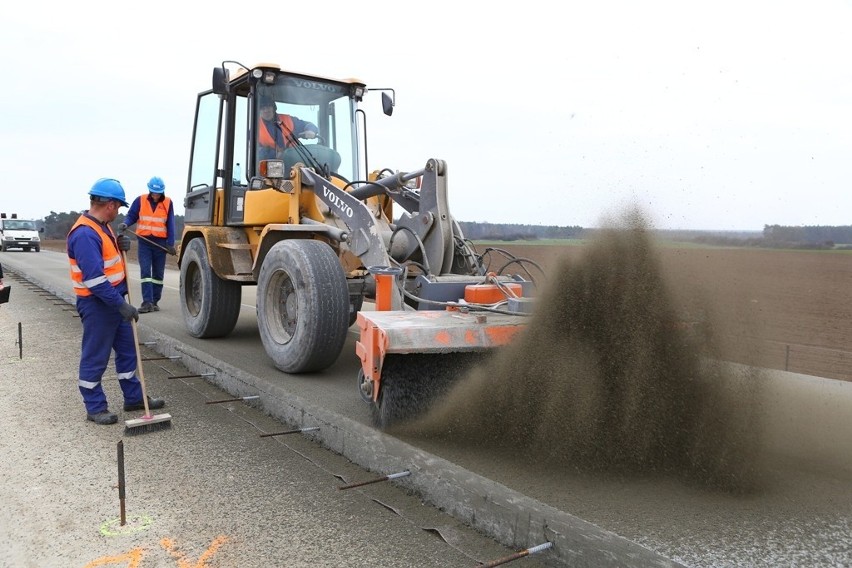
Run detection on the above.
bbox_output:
[381,92,394,117]
[212,66,230,96]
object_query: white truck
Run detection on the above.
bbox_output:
[0,213,43,252]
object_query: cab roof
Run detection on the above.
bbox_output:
[230,62,366,88]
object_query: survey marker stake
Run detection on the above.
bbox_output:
[260,426,320,438]
[117,441,126,526]
[477,541,553,567]
[206,395,260,405]
[338,470,410,490]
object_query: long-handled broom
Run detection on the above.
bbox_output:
[126,228,178,256]
[120,247,172,435]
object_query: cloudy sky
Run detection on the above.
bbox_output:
[1,0,849,230]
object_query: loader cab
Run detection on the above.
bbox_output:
[184,63,366,226]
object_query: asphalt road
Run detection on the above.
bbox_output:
[1,249,850,567]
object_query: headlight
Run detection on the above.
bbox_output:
[260,159,286,179]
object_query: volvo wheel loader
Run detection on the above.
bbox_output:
[179,62,540,427]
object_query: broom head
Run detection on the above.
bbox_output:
[124,413,173,435]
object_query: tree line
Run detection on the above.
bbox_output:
[39,214,584,242]
[31,212,852,250]
[690,225,852,250]
[40,211,186,240]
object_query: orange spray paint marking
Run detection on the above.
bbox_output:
[160,536,229,568]
[83,548,143,568]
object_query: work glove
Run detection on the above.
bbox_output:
[167,245,177,256]
[118,302,139,322]
[301,130,317,140]
[117,234,132,252]
[117,223,128,232]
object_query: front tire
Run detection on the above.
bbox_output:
[180,238,242,338]
[256,240,349,373]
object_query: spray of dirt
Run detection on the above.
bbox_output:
[397,207,767,491]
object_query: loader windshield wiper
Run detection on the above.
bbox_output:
[280,123,328,177]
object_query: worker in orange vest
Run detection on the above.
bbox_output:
[119,176,176,313]
[257,96,319,161]
[67,178,165,424]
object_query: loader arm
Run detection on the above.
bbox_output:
[300,167,405,309]
[345,158,461,278]
[397,158,455,274]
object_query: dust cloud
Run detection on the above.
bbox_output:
[398,208,767,491]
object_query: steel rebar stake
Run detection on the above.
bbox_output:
[117,441,126,526]
[338,470,410,490]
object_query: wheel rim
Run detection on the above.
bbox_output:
[185,262,202,317]
[357,369,374,404]
[265,268,297,344]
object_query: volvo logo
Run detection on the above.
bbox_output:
[292,79,344,94]
[322,187,354,218]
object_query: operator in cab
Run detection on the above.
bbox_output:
[257,96,318,161]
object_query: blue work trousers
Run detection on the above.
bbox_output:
[76,297,142,414]
[137,238,167,305]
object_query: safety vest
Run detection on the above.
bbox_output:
[136,196,172,238]
[68,215,126,297]
[258,114,296,149]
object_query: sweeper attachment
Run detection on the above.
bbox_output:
[356,305,532,428]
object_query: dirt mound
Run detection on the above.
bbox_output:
[398,207,767,491]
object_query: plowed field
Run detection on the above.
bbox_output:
[479,241,852,381]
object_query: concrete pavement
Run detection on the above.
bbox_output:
[0,269,556,568]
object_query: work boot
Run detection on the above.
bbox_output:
[124,396,166,412]
[87,410,118,425]
[151,303,160,312]
[138,302,154,314]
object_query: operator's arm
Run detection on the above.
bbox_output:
[292,117,318,138]
[67,226,128,309]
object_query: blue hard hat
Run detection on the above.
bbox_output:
[89,178,129,207]
[147,176,165,193]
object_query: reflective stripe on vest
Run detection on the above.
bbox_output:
[68,216,125,297]
[136,196,171,238]
[258,114,296,149]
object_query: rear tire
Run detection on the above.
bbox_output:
[256,240,349,373]
[180,238,242,338]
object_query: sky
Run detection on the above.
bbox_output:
[1,0,850,231]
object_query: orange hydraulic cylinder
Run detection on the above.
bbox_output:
[375,273,395,311]
[464,283,522,304]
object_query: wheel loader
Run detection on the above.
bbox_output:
[179,62,539,427]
